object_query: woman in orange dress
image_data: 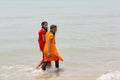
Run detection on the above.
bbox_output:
[41,25,63,70]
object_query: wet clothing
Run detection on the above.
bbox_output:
[43,32,63,62]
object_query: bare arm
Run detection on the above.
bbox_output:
[42,34,45,42]
[38,34,45,42]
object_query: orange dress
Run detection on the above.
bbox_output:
[43,32,63,62]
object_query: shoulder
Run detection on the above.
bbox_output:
[42,29,46,33]
[46,32,54,39]
[49,32,54,39]
[39,28,46,34]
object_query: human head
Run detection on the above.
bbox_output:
[50,25,57,34]
[41,21,48,31]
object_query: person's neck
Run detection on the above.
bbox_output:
[50,31,55,35]
[50,31,53,34]
[42,28,47,32]
[42,28,45,30]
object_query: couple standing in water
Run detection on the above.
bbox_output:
[36,21,63,71]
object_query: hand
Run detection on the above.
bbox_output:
[47,53,50,57]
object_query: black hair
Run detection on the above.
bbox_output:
[41,21,48,27]
[41,21,48,32]
[50,25,57,36]
[50,25,57,30]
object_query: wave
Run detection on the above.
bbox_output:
[97,71,120,80]
[0,65,35,80]
[0,65,64,80]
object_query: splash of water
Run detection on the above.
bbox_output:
[0,65,64,80]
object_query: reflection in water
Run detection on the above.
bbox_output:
[54,68,64,77]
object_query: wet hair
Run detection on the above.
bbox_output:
[41,21,48,32]
[50,25,57,30]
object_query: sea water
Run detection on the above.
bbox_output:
[0,0,120,80]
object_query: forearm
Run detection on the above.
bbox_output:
[42,35,45,42]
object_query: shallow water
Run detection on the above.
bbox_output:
[0,0,120,80]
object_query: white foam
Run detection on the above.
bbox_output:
[0,65,35,80]
[97,71,120,80]
[0,65,64,80]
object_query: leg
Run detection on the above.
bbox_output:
[47,61,51,67]
[55,60,59,68]
[41,62,48,70]
[36,60,44,69]
[36,45,44,69]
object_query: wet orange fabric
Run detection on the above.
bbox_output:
[43,32,63,62]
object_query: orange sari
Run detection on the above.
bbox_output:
[43,32,63,62]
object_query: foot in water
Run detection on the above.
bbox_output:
[46,62,52,69]
[32,68,48,74]
[36,62,51,69]
[39,68,48,74]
